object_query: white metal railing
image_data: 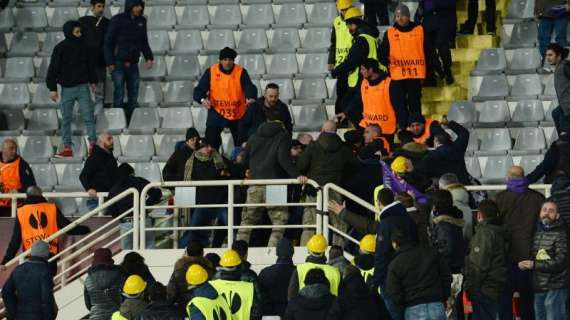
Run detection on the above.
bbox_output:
[465,184,552,197]
[140,179,322,248]
[0,192,108,218]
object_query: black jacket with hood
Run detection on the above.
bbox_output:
[258,257,296,317]
[78,12,109,68]
[46,20,97,91]
[531,219,569,292]
[79,145,119,192]
[104,0,153,65]
[431,206,466,274]
[331,22,379,80]
[84,264,125,320]
[327,268,380,320]
[284,283,335,320]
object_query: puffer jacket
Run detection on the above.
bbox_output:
[531,219,569,292]
[84,264,125,320]
[431,207,466,274]
[166,255,214,315]
[284,283,335,320]
[443,183,474,240]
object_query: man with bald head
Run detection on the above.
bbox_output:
[79,132,119,210]
[495,165,545,319]
[0,139,36,217]
[297,120,359,245]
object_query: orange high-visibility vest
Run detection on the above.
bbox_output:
[408,118,433,144]
[0,158,22,208]
[209,64,247,121]
[359,78,397,135]
[17,202,59,254]
[387,26,426,80]
[379,137,391,153]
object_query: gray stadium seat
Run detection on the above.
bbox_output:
[139,56,166,79]
[276,3,307,26]
[478,128,512,154]
[507,48,541,74]
[482,155,513,183]
[541,75,556,99]
[291,105,327,131]
[511,100,544,123]
[147,6,176,29]
[243,4,274,26]
[25,109,59,135]
[510,74,542,98]
[154,134,184,161]
[237,54,266,76]
[39,32,65,57]
[22,136,54,162]
[15,7,48,30]
[473,75,509,101]
[178,5,210,29]
[30,84,57,109]
[53,136,86,161]
[506,0,534,20]
[211,5,242,27]
[519,154,543,176]
[8,32,39,57]
[504,21,537,48]
[238,29,268,52]
[56,163,83,191]
[54,198,78,216]
[294,78,327,102]
[148,30,171,55]
[171,30,203,54]
[0,35,6,55]
[471,48,506,76]
[301,28,331,50]
[513,127,546,152]
[35,57,50,81]
[262,78,294,100]
[202,54,220,70]
[30,163,58,190]
[163,80,194,105]
[477,100,510,123]
[465,156,481,178]
[138,81,163,106]
[119,135,155,162]
[159,107,193,134]
[0,83,29,109]
[4,57,34,81]
[0,109,24,135]
[48,7,79,29]
[0,8,15,32]
[126,108,160,134]
[167,55,201,80]
[299,53,327,76]
[191,107,208,134]
[269,28,300,52]
[447,101,477,124]
[266,53,298,76]
[95,108,127,134]
[307,2,337,26]
[134,162,162,182]
[204,29,236,52]
[466,130,479,152]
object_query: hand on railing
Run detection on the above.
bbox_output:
[327,200,345,216]
[297,175,308,185]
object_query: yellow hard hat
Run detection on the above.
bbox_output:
[220,249,241,268]
[123,275,147,296]
[359,234,376,253]
[186,264,208,286]
[391,156,410,174]
[344,7,363,21]
[337,0,352,11]
[307,234,328,254]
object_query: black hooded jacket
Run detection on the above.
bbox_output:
[331,22,380,80]
[327,269,380,320]
[78,12,109,68]
[46,20,97,91]
[284,283,335,320]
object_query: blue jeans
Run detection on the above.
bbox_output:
[472,293,498,320]
[180,208,228,248]
[380,284,403,320]
[499,263,534,320]
[60,84,96,146]
[535,289,568,320]
[111,62,140,121]
[405,303,446,320]
[538,17,568,58]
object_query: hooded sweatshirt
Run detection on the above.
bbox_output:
[284,283,335,320]
[46,20,97,91]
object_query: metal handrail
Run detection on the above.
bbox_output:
[465,184,552,197]
[0,192,109,218]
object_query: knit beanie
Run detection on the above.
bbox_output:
[30,241,50,259]
[276,238,294,258]
[395,3,410,18]
[219,47,237,60]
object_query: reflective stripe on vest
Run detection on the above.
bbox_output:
[111,311,127,320]
[348,34,378,88]
[0,157,22,207]
[359,77,397,135]
[209,64,247,121]
[17,202,59,254]
[408,118,433,144]
[359,267,375,285]
[387,26,426,80]
[187,295,232,320]
[210,279,254,320]
[334,16,352,66]
[297,262,341,296]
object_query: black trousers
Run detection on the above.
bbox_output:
[423,15,454,79]
[464,0,496,33]
[364,2,389,27]
[205,121,240,150]
[393,79,423,128]
[335,73,349,115]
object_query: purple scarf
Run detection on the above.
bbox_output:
[506,177,529,194]
[381,161,428,204]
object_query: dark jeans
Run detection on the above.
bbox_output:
[394,79,422,128]
[535,289,568,320]
[471,293,498,320]
[424,15,453,79]
[182,207,228,247]
[111,62,140,122]
[335,73,349,115]
[552,105,570,136]
[363,1,389,26]
[205,122,239,151]
[499,263,534,320]
[463,0,496,32]
[538,18,568,59]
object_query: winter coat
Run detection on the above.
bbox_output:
[166,255,214,315]
[84,264,125,320]
[496,188,545,262]
[327,268,380,320]
[104,0,153,65]
[2,257,56,320]
[139,302,183,320]
[78,13,109,68]
[79,145,119,192]
[284,283,336,320]
[162,144,193,182]
[240,260,259,283]
[406,206,431,247]
[531,220,569,292]
[386,245,451,308]
[46,20,97,91]
[118,297,147,320]
[238,97,293,144]
[297,132,359,187]
[442,183,474,240]
[106,175,162,218]
[464,219,507,302]
[258,257,296,316]
[431,207,466,274]
[244,121,300,179]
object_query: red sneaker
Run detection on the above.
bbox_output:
[55,146,73,158]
